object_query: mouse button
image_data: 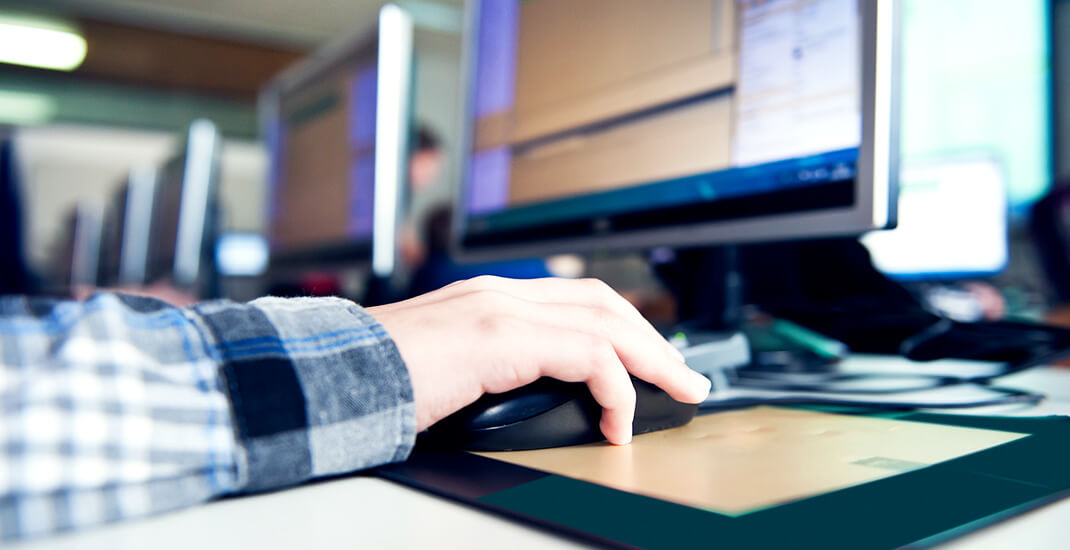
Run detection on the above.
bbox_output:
[464,398,604,451]
[630,379,698,433]
[464,379,581,430]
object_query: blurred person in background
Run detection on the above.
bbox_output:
[401,126,551,297]
[398,125,446,271]
[408,203,552,296]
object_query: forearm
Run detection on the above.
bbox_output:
[193,296,416,492]
[0,293,415,541]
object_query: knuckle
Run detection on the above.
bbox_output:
[587,307,615,335]
[468,288,513,310]
[476,311,517,336]
[582,278,620,306]
[588,336,618,369]
[579,277,610,293]
[468,274,503,289]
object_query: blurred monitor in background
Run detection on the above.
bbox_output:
[863,155,1008,280]
[453,0,898,259]
[262,4,414,283]
[0,134,33,295]
[145,119,223,297]
[893,0,1051,217]
[64,201,104,289]
[858,0,1050,315]
[99,165,158,287]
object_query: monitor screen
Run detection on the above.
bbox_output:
[264,5,413,276]
[455,0,898,258]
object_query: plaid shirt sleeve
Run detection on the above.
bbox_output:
[0,292,416,541]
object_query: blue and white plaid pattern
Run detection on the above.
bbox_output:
[0,293,415,541]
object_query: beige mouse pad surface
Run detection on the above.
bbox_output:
[477,406,1026,516]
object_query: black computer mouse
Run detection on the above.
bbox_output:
[427,377,699,451]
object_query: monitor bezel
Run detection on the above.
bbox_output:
[109,165,157,286]
[145,119,222,291]
[451,0,901,262]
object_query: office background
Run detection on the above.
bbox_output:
[0,0,1068,310]
[9,2,1070,548]
[0,0,463,293]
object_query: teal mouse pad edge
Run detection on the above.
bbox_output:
[377,414,1070,549]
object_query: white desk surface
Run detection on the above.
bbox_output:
[17,362,1070,550]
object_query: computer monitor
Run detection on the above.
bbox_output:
[862,0,1052,280]
[146,119,222,293]
[67,201,104,288]
[453,0,900,260]
[261,4,414,278]
[100,165,157,286]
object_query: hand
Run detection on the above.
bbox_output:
[367,276,711,445]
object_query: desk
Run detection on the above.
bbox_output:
[18,364,1070,550]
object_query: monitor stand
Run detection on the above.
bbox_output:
[653,246,752,382]
[654,244,851,378]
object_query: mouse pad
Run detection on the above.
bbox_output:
[376,408,1070,549]
[476,406,1026,516]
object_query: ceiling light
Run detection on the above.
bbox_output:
[0,14,87,71]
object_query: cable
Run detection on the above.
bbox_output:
[697,352,1050,412]
[697,384,1044,413]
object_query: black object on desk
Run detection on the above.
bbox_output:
[425,377,698,452]
[731,238,1070,368]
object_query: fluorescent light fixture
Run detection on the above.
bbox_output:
[0,89,56,124]
[372,4,414,278]
[0,14,87,71]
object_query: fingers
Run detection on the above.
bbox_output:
[491,320,637,445]
[510,300,710,404]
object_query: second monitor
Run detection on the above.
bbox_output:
[262,4,414,278]
[454,0,900,259]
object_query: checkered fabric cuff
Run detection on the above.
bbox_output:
[190,297,416,492]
